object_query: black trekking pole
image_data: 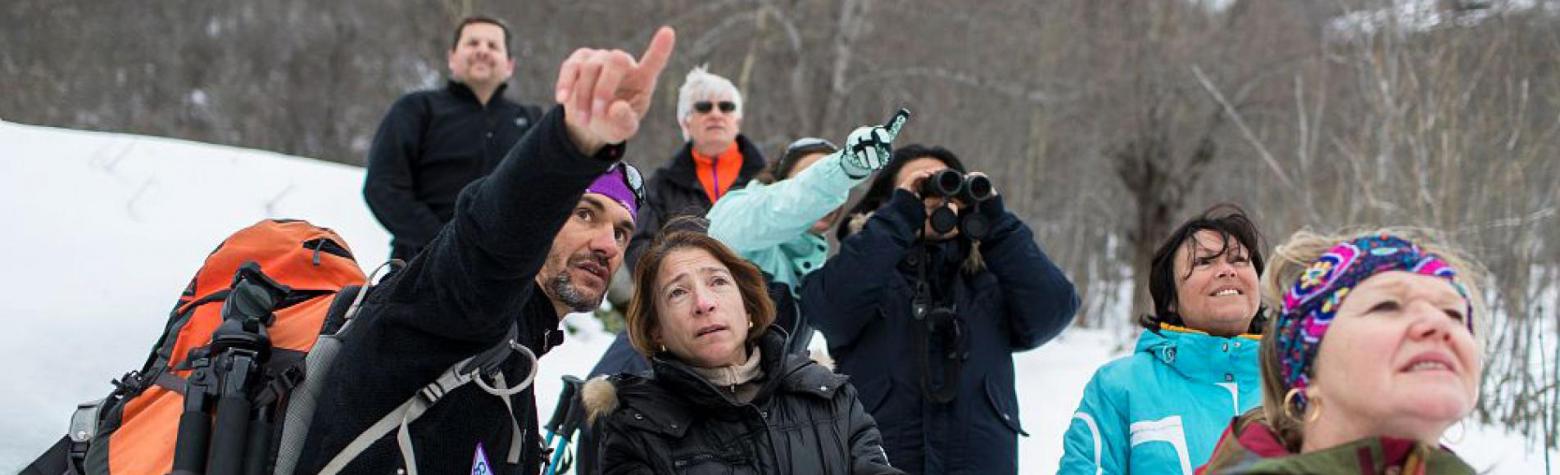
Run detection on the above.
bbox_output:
[543,376,585,475]
[170,263,288,475]
[172,350,218,475]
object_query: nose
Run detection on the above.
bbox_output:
[1405,300,1454,341]
[692,286,717,316]
[586,227,620,261]
[1213,259,1236,278]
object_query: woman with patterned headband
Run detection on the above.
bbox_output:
[1198,229,1486,475]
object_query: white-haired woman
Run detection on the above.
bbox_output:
[625,65,766,268]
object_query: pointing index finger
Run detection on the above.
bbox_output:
[636,27,676,79]
[882,108,911,141]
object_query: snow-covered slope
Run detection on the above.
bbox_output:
[0,120,1552,473]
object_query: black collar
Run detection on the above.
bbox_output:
[445,79,509,106]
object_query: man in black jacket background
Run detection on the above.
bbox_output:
[363,16,544,261]
[296,27,676,474]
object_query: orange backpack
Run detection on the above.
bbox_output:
[76,219,366,474]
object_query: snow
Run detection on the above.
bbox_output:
[1,119,1554,473]
[1325,0,1552,41]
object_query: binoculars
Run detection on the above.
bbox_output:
[919,169,994,203]
[917,169,996,240]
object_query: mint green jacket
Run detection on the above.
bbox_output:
[706,151,866,295]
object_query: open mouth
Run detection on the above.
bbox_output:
[1209,287,1244,297]
[695,324,728,338]
[574,261,608,284]
[1399,351,1458,374]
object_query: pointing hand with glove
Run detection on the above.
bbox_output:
[839,108,910,179]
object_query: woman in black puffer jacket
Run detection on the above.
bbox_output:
[583,228,901,474]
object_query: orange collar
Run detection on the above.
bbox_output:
[690,142,739,166]
[1160,322,1262,341]
[691,142,743,203]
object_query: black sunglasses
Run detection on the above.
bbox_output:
[613,162,646,205]
[693,100,737,114]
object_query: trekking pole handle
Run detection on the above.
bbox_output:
[545,375,584,433]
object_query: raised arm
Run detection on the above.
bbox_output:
[382,28,676,344]
[708,121,900,252]
[705,151,860,252]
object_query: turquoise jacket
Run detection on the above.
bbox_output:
[705,150,866,294]
[1059,325,1262,475]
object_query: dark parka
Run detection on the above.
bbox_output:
[624,135,765,269]
[800,190,1080,474]
[592,329,903,475]
[574,279,816,475]
[297,106,620,474]
[362,80,543,260]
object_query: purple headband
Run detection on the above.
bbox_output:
[585,163,643,219]
[1276,234,1472,412]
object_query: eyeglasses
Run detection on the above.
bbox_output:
[692,100,737,114]
[613,162,646,205]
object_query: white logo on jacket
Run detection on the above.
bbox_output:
[1129,416,1192,475]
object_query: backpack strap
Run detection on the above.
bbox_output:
[273,262,399,475]
[318,285,362,336]
[319,324,535,475]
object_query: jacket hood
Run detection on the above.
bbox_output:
[1136,324,1261,386]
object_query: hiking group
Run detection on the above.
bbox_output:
[27,15,1492,475]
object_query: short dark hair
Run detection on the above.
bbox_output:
[451,16,512,57]
[835,144,967,241]
[1139,203,1267,332]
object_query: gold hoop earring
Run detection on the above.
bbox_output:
[1283,388,1322,423]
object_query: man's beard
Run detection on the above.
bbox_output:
[546,252,608,313]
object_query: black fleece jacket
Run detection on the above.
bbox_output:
[363,81,544,260]
[299,105,620,474]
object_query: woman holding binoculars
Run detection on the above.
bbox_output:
[801,144,1080,474]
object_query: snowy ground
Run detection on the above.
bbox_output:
[1,119,1553,473]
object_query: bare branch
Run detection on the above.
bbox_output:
[1190,64,1298,191]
